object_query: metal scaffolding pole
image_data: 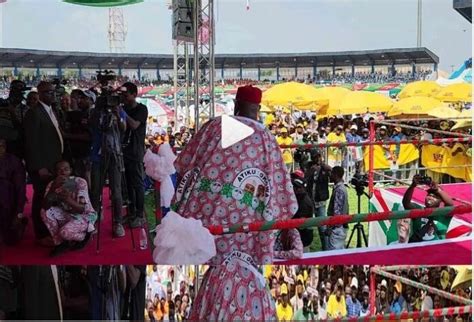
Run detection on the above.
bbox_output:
[173,40,191,132]
[417,0,422,47]
[193,0,215,129]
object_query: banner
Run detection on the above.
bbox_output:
[421,144,472,182]
[363,143,419,171]
[368,189,452,247]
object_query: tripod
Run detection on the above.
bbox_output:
[95,129,136,253]
[346,185,369,248]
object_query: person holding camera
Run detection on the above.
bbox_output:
[89,89,127,238]
[118,82,148,228]
[24,81,64,244]
[402,175,454,243]
[63,90,94,186]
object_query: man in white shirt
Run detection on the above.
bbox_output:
[24,81,64,244]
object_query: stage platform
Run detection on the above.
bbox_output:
[1,186,153,265]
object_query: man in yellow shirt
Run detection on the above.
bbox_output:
[327,284,347,319]
[327,125,347,168]
[276,284,293,321]
[276,128,293,171]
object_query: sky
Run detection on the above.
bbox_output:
[0,0,472,71]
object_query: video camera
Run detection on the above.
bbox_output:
[95,70,121,112]
[0,81,31,108]
[351,173,368,188]
[351,173,368,196]
[418,175,432,185]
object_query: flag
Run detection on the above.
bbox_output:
[363,143,419,171]
[368,188,452,246]
[246,0,250,10]
[368,189,407,247]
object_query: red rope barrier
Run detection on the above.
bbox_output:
[206,205,471,235]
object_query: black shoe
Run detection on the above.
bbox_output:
[50,242,69,257]
[129,217,146,228]
[69,232,91,251]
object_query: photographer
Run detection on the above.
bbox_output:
[119,82,148,228]
[63,90,94,185]
[305,150,331,251]
[402,175,454,243]
[89,88,127,238]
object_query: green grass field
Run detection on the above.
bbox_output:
[145,188,370,251]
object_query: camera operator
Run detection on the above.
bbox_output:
[0,80,30,159]
[305,150,331,251]
[118,82,149,228]
[63,90,94,185]
[89,88,127,238]
[402,175,454,243]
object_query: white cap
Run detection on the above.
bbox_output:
[380,125,387,131]
[350,277,358,289]
[380,279,388,289]
[350,125,358,131]
[83,90,97,104]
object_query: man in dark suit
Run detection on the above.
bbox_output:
[24,81,63,244]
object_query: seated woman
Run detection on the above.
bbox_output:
[41,160,97,257]
[0,138,27,245]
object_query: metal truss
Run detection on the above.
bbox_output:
[193,0,215,129]
[173,40,192,130]
[108,8,127,53]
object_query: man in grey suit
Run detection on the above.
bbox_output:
[24,81,63,244]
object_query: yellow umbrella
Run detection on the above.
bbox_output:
[387,96,443,118]
[451,267,472,291]
[326,91,393,116]
[259,104,273,113]
[427,105,461,119]
[451,109,473,131]
[436,83,473,102]
[398,81,441,99]
[261,81,322,111]
[313,86,351,117]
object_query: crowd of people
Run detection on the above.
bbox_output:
[144,265,196,321]
[0,265,147,320]
[265,265,471,321]
[320,69,434,84]
[262,107,471,183]
[0,67,434,98]
[0,79,150,257]
[3,264,469,321]
[1,75,470,256]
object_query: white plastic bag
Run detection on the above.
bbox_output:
[152,211,217,265]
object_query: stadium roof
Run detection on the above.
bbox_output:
[453,0,472,23]
[0,47,439,70]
